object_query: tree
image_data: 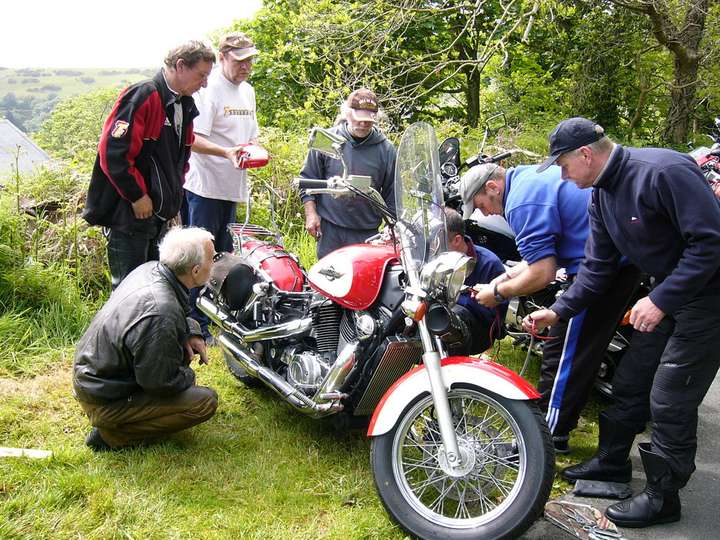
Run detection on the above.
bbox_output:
[295,0,541,128]
[35,88,119,173]
[609,0,717,143]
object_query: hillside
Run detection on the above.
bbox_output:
[0,67,154,133]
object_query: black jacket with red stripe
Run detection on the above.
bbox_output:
[83,70,199,235]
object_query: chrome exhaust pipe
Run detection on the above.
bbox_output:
[218,333,343,417]
[314,341,357,403]
[198,296,313,342]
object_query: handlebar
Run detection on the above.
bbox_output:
[464,149,514,170]
[293,178,330,190]
[488,150,513,163]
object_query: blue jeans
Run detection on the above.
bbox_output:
[184,190,238,337]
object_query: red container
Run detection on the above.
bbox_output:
[237,144,269,169]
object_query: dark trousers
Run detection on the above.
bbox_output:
[605,292,720,487]
[78,386,218,448]
[106,225,163,290]
[537,265,641,437]
[317,220,378,259]
[184,190,238,336]
[183,190,237,252]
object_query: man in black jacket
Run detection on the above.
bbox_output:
[73,227,218,451]
[83,41,215,289]
[527,117,720,528]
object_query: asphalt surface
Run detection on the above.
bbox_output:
[521,370,720,540]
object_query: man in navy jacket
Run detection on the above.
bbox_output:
[446,209,507,354]
[528,117,720,528]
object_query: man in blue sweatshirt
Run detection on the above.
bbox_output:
[462,162,640,453]
[528,117,720,528]
[300,88,396,258]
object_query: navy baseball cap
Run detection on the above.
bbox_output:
[536,117,605,172]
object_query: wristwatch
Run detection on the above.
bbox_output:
[493,282,507,303]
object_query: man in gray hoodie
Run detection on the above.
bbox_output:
[300,88,397,258]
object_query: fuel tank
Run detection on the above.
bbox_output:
[308,244,399,310]
[241,239,305,292]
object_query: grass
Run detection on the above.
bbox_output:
[0,337,607,539]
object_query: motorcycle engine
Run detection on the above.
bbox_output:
[281,346,331,394]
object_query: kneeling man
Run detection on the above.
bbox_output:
[73,227,219,451]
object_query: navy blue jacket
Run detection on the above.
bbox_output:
[457,238,508,329]
[553,145,720,319]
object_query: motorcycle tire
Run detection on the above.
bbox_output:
[370,384,553,540]
[222,348,262,388]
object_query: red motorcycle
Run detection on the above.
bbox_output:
[689,116,720,198]
[198,123,554,539]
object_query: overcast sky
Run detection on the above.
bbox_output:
[0,0,263,68]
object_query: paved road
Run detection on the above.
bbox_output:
[522,371,720,540]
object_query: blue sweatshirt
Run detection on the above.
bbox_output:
[457,238,508,331]
[299,123,397,230]
[552,145,720,319]
[503,165,591,274]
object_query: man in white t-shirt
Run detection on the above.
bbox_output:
[183,32,260,341]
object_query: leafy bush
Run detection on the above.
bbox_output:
[35,87,119,173]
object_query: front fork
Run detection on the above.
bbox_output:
[417,319,462,468]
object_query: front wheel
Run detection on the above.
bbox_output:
[371,385,553,540]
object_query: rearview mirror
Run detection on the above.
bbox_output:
[438,137,461,178]
[308,127,345,160]
[345,174,372,191]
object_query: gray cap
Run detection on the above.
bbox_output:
[460,164,500,219]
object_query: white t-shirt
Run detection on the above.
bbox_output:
[185,67,259,202]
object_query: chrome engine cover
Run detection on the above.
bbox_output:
[282,347,331,393]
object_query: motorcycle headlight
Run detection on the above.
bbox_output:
[419,251,475,304]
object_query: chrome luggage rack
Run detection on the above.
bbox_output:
[227,222,275,239]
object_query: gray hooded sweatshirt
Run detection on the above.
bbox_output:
[300,122,397,230]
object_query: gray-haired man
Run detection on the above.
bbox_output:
[527,117,720,528]
[73,227,218,451]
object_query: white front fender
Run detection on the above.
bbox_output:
[367,356,540,437]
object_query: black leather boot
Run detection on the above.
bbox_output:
[561,412,634,483]
[605,443,681,528]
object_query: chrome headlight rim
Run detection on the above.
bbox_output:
[419,251,473,303]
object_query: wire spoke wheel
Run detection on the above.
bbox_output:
[395,388,524,527]
[371,384,553,539]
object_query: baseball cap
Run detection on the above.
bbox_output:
[219,32,259,61]
[460,164,499,219]
[536,117,605,172]
[347,88,379,123]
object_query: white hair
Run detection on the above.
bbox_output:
[158,227,214,275]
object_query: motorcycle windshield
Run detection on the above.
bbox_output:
[394,122,447,266]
